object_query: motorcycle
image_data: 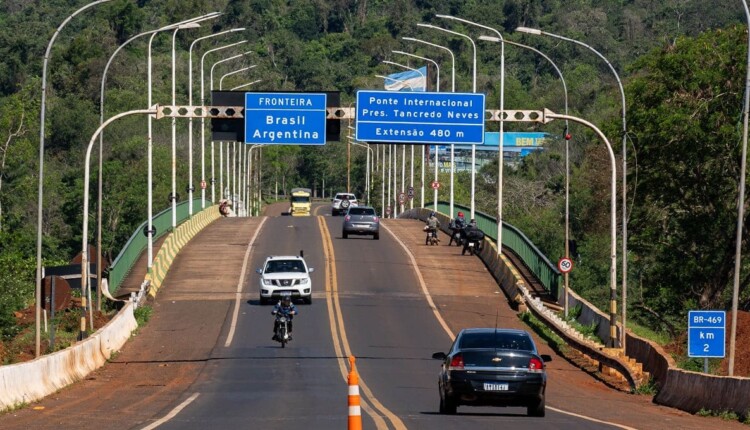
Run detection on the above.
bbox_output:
[465,238,481,255]
[274,314,291,348]
[424,226,439,245]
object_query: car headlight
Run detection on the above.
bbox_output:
[262,278,274,286]
[298,278,309,285]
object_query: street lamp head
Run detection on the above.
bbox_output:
[178,22,201,30]
[515,26,542,35]
[478,35,501,43]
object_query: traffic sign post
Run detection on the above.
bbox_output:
[355,91,485,144]
[244,93,327,145]
[557,257,573,274]
[688,310,726,373]
[200,180,207,190]
[407,186,415,200]
[398,192,406,205]
[431,181,440,190]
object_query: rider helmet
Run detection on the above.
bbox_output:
[430,212,436,217]
[281,296,292,307]
[457,211,464,217]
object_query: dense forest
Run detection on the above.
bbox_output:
[1,0,749,353]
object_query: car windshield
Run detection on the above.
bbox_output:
[458,331,534,351]
[337,194,355,200]
[348,207,375,216]
[264,260,306,273]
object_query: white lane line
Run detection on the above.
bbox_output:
[140,392,200,430]
[225,216,268,347]
[381,222,455,341]
[548,406,639,429]
[385,221,638,429]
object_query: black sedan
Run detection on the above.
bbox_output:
[432,328,552,416]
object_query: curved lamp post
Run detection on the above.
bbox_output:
[189,28,246,213]
[98,22,198,312]
[480,35,571,317]
[417,22,479,219]
[517,25,629,349]
[200,40,248,206]
[402,37,456,211]
[220,65,257,89]
[210,51,252,199]
[393,50,440,211]
[730,0,750,376]
[231,79,262,91]
[35,0,115,358]
[437,15,506,260]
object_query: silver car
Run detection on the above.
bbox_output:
[342,206,379,240]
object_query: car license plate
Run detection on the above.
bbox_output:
[483,382,509,391]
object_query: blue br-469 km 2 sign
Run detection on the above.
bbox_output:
[244,92,327,145]
[355,90,485,145]
[687,310,726,358]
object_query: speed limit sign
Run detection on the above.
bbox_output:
[558,257,574,274]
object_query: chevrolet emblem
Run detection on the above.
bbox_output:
[491,357,502,363]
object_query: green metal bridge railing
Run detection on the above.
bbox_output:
[108,198,206,294]
[434,201,561,300]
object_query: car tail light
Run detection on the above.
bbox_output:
[449,354,464,370]
[345,215,351,221]
[528,357,544,372]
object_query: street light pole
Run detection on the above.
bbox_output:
[189,28,246,212]
[393,50,440,212]
[729,0,750,376]
[402,37,456,213]
[480,35,569,316]
[35,0,114,358]
[201,40,249,207]
[219,65,257,89]
[517,25,628,349]
[231,79,262,91]
[417,22,478,219]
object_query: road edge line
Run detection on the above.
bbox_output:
[225,216,268,347]
[139,392,200,430]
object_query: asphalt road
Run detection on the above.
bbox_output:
[1,202,744,430]
[151,208,620,430]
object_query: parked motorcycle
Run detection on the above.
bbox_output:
[424,226,439,245]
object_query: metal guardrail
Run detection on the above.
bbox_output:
[108,198,205,293]
[434,201,561,300]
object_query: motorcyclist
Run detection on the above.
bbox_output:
[448,211,466,246]
[425,212,440,245]
[462,219,484,255]
[272,295,297,341]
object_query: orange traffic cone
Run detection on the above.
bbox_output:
[348,356,362,430]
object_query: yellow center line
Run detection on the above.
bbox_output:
[317,216,406,430]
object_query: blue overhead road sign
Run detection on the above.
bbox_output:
[355,90,485,145]
[688,310,726,358]
[244,92,327,145]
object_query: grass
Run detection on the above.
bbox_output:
[697,408,741,422]
[519,311,569,354]
[627,321,672,346]
[134,305,153,328]
[632,378,658,395]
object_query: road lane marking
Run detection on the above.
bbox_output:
[548,406,639,429]
[384,221,639,429]
[139,392,200,430]
[318,217,403,430]
[225,216,268,347]
[381,223,455,341]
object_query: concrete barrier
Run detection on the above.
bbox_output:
[0,301,137,411]
[398,208,640,390]
[146,205,220,297]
